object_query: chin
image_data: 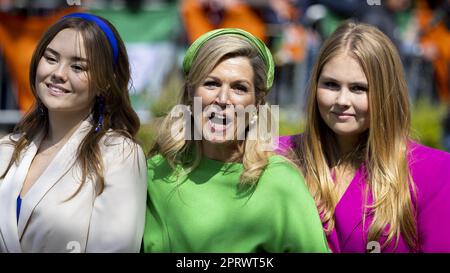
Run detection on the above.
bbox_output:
[42,104,65,112]
[44,104,72,112]
[331,126,366,137]
[203,134,236,144]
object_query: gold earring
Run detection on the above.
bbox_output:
[250,113,258,125]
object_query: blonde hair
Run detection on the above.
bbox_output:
[293,21,418,250]
[149,35,275,185]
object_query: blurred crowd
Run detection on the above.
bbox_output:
[1,0,450,150]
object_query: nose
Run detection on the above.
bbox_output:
[215,85,231,106]
[335,88,351,107]
[51,63,68,83]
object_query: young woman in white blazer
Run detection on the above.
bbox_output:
[0,13,147,253]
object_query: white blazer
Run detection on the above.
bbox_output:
[0,119,147,253]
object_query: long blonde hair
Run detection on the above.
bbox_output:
[149,35,275,185]
[294,21,418,250]
[1,16,140,196]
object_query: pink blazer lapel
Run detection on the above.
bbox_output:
[330,166,370,252]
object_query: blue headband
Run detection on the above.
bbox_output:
[62,12,119,64]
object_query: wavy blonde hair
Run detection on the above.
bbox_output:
[293,21,418,250]
[149,35,276,185]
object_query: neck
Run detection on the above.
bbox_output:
[46,110,89,144]
[201,141,240,162]
[335,134,361,164]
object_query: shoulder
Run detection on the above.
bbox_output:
[408,141,450,195]
[0,133,22,156]
[100,132,145,164]
[146,154,174,181]
[98,133,147,189]
[254,155,316,216]
[258,155,307,195]
[408,141,450,174]
[266,154,298,170]
[101,132,141,151]
[0,133,24,172]
[147,154,166,168]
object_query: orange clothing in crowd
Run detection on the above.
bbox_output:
[180,0,267,43]
[0,7,81,112]
[417,0,450,104]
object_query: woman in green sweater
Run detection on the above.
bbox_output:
[143,28,329,253]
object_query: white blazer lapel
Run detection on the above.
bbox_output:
[0,136,41,253]
[17,120,92,238]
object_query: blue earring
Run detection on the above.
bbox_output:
[38,101,46,117]
[38,104,45,117]
[95,96,104,133]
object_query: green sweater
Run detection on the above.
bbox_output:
[143,154,329,253]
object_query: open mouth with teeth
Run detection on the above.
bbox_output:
[207,112,233,133]
[209,112,232,125]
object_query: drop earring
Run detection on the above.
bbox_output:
[250,112,258,125]
[38,101,46,117]
[95,96,105,133]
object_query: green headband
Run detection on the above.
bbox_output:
[182,28,275,90]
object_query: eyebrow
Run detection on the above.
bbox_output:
[45,47,89,63]
[319,76,368,87]
[205,75,252,86]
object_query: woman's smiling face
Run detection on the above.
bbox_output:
[194,56,256,144]
[35,28,94,117]
[316,52,370,138]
